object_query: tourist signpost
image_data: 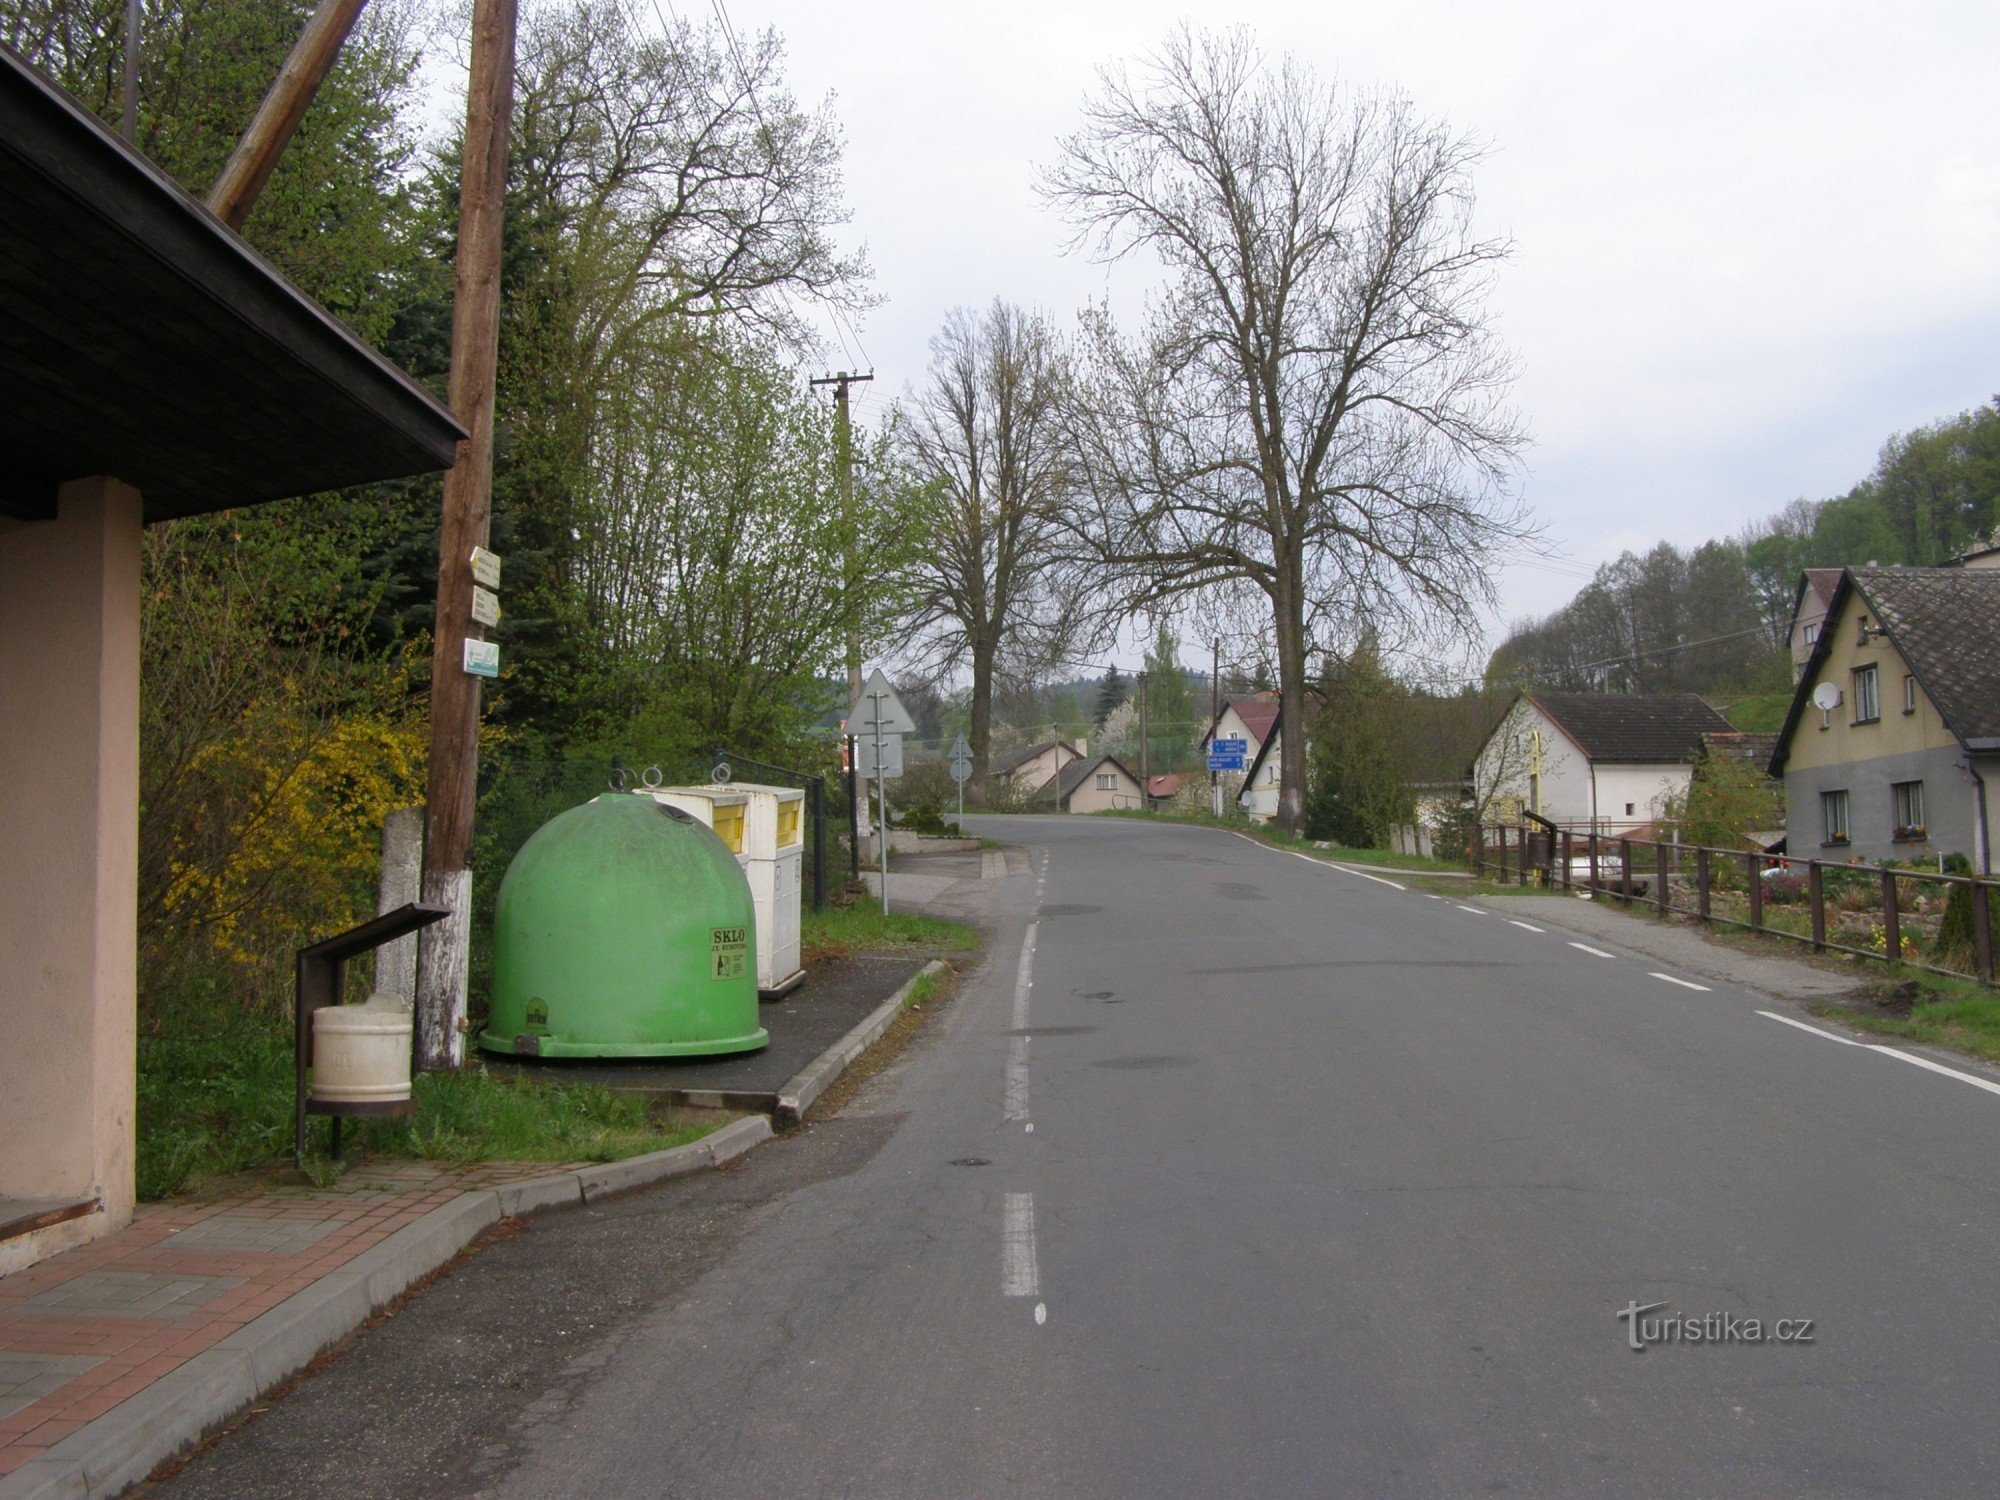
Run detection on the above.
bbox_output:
[851,669,914,914]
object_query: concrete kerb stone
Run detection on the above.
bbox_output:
[0,1120,788,1500]
[776,960,948,1125]
[0,963,961,1498]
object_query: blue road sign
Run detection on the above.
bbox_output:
[1207,736,1247,772]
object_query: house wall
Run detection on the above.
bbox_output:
[1201,704,1268,759]
[0,477,142,1274]
[1241,730,1283,822]
[1474,700,1687,831]
[1790,598,1832,680]
[1002,743,1078,796]
[1066,768,1145,814]
[1781,585,1990,862]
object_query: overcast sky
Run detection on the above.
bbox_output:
[665,0,2000,672]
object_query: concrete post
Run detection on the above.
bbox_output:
[375,806,424,1005]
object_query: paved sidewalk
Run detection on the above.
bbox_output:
[0,1160,569,1483]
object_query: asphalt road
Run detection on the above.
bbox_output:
[156,815,2000,1497]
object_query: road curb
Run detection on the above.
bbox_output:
[776,960,948,1125]
[0,1118,777,1500]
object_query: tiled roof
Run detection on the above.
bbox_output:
[1851,568,2000,745]
[1057,754,1138,803]
[1802,568,1843,608]
[992,739,1072,776]
[1146,773,1188,798]
[1227,696,1281,745]
[1529,692,1731,764]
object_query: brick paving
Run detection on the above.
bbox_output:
[0,1158,575,1479]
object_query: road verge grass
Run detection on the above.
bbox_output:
[802,897,978,962]
[138,1014,721,1201]
[1811,969,2000,1065]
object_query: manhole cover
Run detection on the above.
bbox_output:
[949,1157,991,1167]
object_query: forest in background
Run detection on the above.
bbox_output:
[1485,400,2000,696]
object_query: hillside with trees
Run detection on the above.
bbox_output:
[1486,399,2000,695]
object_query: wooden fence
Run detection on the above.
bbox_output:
[1473,823,1996,986]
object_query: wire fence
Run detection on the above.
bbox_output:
[1474,823,1998,986]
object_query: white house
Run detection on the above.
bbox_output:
[1471,692,1731,835]
[1200,694,1283,821]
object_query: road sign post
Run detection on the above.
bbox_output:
[851,670,915,916]
[948,733,972,826]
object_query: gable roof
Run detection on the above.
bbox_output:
[1146,773,1188,799]
[1771,567,2000,770]
[1792,568,1844,619]
[1056,753,1139,805]
[991,739,1077,777]
[1204,694,1280,748]
[1526,692,1730,764]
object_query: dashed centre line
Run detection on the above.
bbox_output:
[1002,1192,1040,1298]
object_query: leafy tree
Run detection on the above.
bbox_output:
[1093,666,1128,726]
[1303,645,1413,848]
[1047,27,1529,836]
[895,301,1098,800]
[1656,744,1783,849]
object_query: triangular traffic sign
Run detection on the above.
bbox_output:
[948,734,972,761]
[851,668,917,735]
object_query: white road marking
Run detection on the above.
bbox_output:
[1004,1037,1030,1122]
[1508,920,1545,933]
[1005,923,1037,1123]
[1757,1011,2000,1097]
[1013,923,1037,1030]
[1649,972,1711,991]
[1003,1192,1040,1297]
[1035,1302,1047,1325]
[1456,905,1487,916]
[1324,860,1407,890]
[1569,942,1616,958]
[1758,1011,1861,1046]
[1423,893,1444,900]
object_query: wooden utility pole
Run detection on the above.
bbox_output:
[206,0,368,230]
[812,370,873,857]
[416,0,517,1073]
[810,370,874,702]
[1138,670,1149,807]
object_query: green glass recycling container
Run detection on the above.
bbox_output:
[481,792,767,1057]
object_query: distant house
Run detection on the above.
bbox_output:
[1199,693,1281,763]
[1787,568,1845,680]
[1200,694,1283,822]
[1237,719,1288,823]
[1471,692,1731,834]
[991,738,1086,797]
[1769,567,2000,869]
[1055,755,1146,813]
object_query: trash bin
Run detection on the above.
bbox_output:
[719,781,806,997]
[481,792,767,1057]
[648,786,750,872]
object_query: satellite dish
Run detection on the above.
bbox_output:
[1811,682,1842,712]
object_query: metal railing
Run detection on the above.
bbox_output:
[1473,823,1997,985]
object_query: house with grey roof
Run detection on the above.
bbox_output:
[1053,754,1145,813]
[1769,567,2000,870]
[1470,691,1732,834]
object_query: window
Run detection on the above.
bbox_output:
[1821,789,1851,844]
[1852,665,1880,723]
[1893,781,1926,838]
[1096,772,1115,791]
[1904,674,1918,714]
[1624,802,1635,816]
[1804,623,1820,644]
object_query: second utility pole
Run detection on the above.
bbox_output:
[812,369,873,862]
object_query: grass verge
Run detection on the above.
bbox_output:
[137,1019,718,1201]
[802,898,979,962]
[1812,969,2000,1065]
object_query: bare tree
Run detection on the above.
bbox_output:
[1043,27,1531,834]
[896,301,1095,799]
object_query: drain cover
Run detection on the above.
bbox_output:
[949,1157,992,1167]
